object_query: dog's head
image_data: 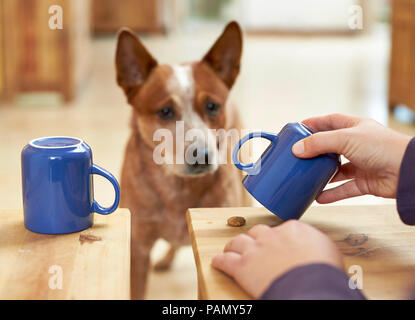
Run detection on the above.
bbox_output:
[116,22,242,177]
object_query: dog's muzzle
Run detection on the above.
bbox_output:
[185,148,215,175]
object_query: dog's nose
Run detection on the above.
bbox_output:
[186,147,214,175]
[192,148,210,167]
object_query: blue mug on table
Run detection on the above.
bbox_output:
[21,136,120,234]
[233,123,340,220]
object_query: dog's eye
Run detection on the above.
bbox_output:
[205,100,220,116]
[157,106,175,120]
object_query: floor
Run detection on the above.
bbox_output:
[1,22,414,299]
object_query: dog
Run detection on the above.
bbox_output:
[115,21,248,299]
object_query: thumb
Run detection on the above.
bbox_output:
[292,130,347,158]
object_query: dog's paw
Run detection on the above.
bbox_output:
[153,247,177,272]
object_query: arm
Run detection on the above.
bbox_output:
[397,137,415,225]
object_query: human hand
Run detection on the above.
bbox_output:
[211,220,343,298]
[292,114,412,203]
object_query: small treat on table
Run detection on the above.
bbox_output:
[227,216,246,227]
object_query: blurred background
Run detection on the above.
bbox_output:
[1,0,415,299]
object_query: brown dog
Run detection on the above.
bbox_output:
[115,21,248,299]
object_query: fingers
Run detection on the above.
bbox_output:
[213,224,270,276]
[316,179,365,203]
[224,234,255,254]
[212,233,256,278]
[292,130,348,158]
[247,224,271,239]
[330,162,356,183]
[211,252,241,278]
[301,113,361,132]
[293,114,362,158]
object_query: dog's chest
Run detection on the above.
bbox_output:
[156,172,238,244]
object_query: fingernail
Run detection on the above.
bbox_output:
[292,141,304,155]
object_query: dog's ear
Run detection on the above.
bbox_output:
[202,21,242,88]
[116,28,158,101]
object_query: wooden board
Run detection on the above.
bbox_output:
[0,208,130,300]
[187,205,415,300]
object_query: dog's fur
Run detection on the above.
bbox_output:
[116,21,247,299]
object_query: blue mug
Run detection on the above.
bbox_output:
[21,136,120,234]
[233,123,340,220]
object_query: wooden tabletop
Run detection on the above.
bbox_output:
[187,205,415,300]
[0,209,130,299]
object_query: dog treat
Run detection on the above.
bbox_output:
[227,216,246,227]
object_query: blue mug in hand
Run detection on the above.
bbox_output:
[21,136,120,234]
[233,123,340,220]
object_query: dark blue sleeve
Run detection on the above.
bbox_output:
[397,137,415,225]
[259,263,366,300]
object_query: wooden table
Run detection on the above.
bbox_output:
[0,209,130,299]
[187,205,415,300]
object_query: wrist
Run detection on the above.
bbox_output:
[389,134,412,178]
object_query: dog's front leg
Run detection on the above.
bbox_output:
[131,232,157,300]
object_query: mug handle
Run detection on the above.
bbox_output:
[232,132,279,175]
[90,164,120,215]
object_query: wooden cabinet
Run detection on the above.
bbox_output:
[0,0,92,103]
[389,0,415,112]
[0,2,4,100]
[92,0,165,34]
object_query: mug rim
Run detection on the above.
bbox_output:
[29,136,83,149]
